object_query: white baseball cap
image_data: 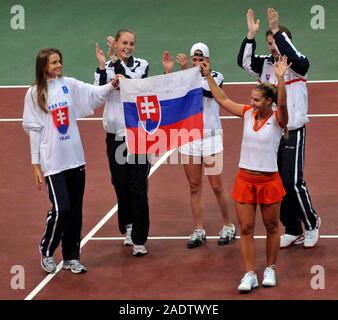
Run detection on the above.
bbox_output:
[190,42,209,58]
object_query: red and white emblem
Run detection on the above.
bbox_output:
[51,106,69,134]
[136,95,161,134]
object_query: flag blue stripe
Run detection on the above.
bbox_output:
[123,87,203,128]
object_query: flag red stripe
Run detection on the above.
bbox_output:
[126,113,203,154]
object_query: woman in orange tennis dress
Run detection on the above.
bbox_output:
[201,55,290,293]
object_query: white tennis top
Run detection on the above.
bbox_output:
[239,106,284,172]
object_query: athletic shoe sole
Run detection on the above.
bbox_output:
[132,249,148,256]
[40,260,56,273]
[280,234,305,248]
[304,217,321,248]
[262,281,277,287]
[132,252,147,256]
[218,235,236,246]
[186,238,206,249]
[62,265,87,273]
[238,284,259,293]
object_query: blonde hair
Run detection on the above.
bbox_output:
[115,29,136,41]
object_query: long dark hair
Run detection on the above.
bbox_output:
[34,48,63,112]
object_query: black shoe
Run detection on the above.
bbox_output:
[186,229,206,248]
[218,224,236,246]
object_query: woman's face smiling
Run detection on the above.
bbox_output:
[250,89,272,113]
[46,53,62,79]
[115,32,136,62]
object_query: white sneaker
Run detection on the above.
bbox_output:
[133,244,147,256]
[304,217,321,248]
[41,256,57,273]
[262,266,276,287]
[186,229,206,248]
[124,224,133,246]
[218,224,236,246]
[280,233,304,248]
[63,259,87,274]
[237,272,259,293]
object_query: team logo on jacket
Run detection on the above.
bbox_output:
[136,95,161,134]
[266,74,271,81]
[51,106,69,134]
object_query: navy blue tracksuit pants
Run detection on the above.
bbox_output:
[40,165,85,260]
[278,126,319,235]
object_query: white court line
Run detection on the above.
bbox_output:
[3,114,338,123]
[0,117,103,122]
[223,80,338,85]
[24,148,175,301]
[1,80,338,88]
[219,114,338,120]
[89,235,338,241]
[0,85,31,88]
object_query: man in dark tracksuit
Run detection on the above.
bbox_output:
[237,8,320,248]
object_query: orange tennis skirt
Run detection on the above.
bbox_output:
[232,168,286,204]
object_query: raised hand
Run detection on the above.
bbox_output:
[96,43,106,69]
[162,50,174,73]
[176,53,189,70]
[274,55,289,127]
[107,36,117,61]
[111,74,124,89]
[274,55,292,79]
[247,8,260,39]
[267,8,279,34]
[200,61,211,77]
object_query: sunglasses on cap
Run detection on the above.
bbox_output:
[193,52,204,57]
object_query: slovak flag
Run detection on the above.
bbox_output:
[51,106,69,134]
[136,95,161,134]
[120,67,204,154]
